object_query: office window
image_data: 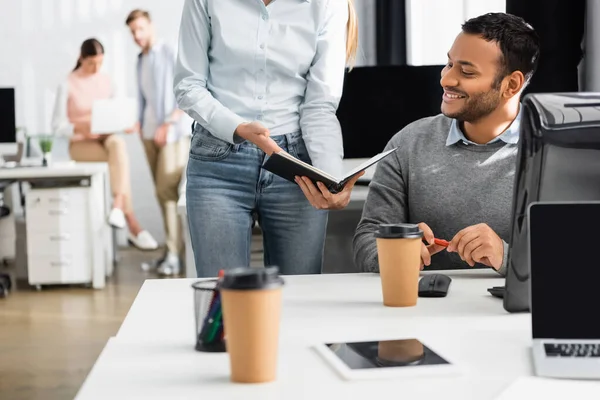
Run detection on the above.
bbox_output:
[405,0,505,66]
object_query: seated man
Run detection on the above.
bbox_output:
[353,13,540,276]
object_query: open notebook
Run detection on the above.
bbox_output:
[262,147,398,193]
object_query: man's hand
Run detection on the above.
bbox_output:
[154,123,170,147]
[418,222,446,270]
[235,122,282,155]
[447,223,504,270]
[125,122,140,134]
[295,171,365,210]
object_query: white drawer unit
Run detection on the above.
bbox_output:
[25,187,93,286]
[27,255,92,284]
[26,188,88,233]
[0,162,114,289]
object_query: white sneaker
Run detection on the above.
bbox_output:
[128,230,159,251]
[141,253,166,272]
[107,208,126,229]
[157,253,181,276]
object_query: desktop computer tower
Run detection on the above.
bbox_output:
[505,93,600,312]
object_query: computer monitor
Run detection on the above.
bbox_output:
[0,88,18,164]
[528,201,600,340]
[504,92,600,313]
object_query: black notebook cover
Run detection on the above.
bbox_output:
[262,148,397,193]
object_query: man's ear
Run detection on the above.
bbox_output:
[503,71,525,99]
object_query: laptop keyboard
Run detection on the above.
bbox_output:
[545,343,600,357]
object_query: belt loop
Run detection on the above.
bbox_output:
[284,133,291,148]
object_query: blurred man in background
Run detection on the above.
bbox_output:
[126,9,191,276]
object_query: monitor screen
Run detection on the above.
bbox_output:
[0,88,16,143]
[529,202,600,339]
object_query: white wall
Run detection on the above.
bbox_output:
[353,0,377,67]
[0,0,188,244]
[584,0,600,91]
[405,0,506,66]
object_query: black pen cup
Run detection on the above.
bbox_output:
[192,280,226,352]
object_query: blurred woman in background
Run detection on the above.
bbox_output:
[52,38,158,251]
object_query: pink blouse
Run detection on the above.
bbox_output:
[51,70,113,136]
[67,70,112,124]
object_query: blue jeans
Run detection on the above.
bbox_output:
[186,125,328,277]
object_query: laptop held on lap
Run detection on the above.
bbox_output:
[90,98,137,134]
[528,202,600,379]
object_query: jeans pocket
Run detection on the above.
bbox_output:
[289,138,312,165]
[189,125,232,161]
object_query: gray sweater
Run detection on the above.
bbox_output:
[353,114,517,275]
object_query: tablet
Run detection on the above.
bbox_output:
[314,338,460,381]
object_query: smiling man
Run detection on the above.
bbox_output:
[353,13,540,275]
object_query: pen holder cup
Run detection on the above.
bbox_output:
[192,280,226,353]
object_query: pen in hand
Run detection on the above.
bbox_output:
[434,238,449,247]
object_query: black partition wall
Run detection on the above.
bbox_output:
[337,65,444,159]
[506,0,586,94]
[376,0,407,66]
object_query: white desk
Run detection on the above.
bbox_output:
[0,162,114,289]
[0,162,106,180]
[177,159,373,277]
[76,270,537,399]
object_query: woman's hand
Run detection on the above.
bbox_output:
[74,121,90,135]
[235,122,282,155]
[295,171,365,210]
[71,133,86,142]
[73,122,99,140]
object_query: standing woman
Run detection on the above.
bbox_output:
[52,38,158,251]
[174,0,361,277]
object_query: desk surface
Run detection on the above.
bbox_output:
[0,162,108,180]
[76,271,536,399]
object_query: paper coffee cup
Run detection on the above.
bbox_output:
[375,224,423,307]
[219,267,284,384]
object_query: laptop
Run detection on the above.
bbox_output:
[528,201,600,379]
[90,98,137,134]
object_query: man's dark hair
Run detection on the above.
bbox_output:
[462,12,540,89]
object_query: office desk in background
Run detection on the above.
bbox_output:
[0,162,114,289]
[177,158,375,277]
[74,270,555,399]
